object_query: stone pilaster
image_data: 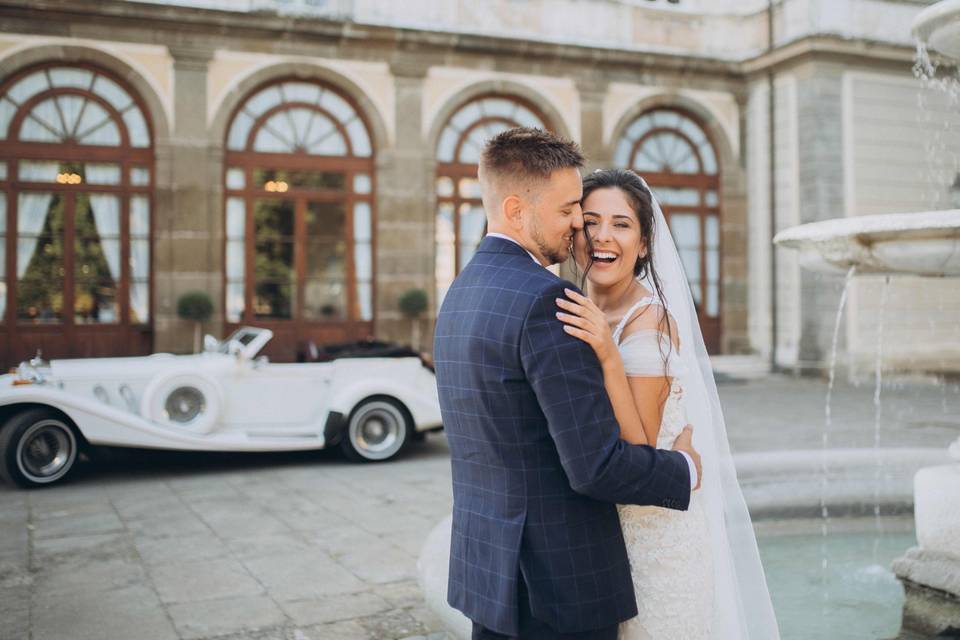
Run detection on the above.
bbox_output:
[559,78,611,283]
[793,61,848,372]
[721,89,752,355]
[374,58,434,350]
[576,77,611,171]
[153,44,219,353]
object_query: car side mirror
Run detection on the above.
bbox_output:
[203,334,219,353]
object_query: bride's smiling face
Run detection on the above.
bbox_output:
[573,187,647,289]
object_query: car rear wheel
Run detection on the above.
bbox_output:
[340,397,411,462]
[0,408,79,488]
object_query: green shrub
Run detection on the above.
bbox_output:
[398,288,428,318]
[176,291,214,322]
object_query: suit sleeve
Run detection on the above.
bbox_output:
[520,280,692,509]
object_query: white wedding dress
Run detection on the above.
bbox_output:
[613,296,715,640]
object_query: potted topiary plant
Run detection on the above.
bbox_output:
[398,288,428,352]
[177,290,214,354]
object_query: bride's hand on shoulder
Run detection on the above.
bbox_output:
[556,288,619,366]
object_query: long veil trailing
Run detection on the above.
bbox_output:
[639,178,781,639]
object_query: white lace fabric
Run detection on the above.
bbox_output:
[602,177,780,640]
[613,297,715,639]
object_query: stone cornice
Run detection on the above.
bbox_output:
[0,0,919,81]
[741,34,918,77]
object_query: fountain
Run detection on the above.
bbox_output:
[771,4,960,635]
[914,0,960,62]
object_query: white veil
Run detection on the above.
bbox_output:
[638,177,781,639]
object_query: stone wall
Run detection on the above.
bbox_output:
[844,71,960,375]
[0,0,939,366]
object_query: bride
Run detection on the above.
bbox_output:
[555,169,780,639]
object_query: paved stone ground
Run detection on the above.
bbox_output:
[0,443,455,640]
[719,374,960,453]
[1,374,958,640]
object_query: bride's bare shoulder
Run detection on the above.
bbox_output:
[620,302,680,349]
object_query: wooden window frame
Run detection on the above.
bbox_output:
[623,107,723,351]
[0,62,155,362]
[435,95,551,279]
[222,78,377,357]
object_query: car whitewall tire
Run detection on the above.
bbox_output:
[141,371,223,435]
[341,398,411,462]
[0,409,79,488]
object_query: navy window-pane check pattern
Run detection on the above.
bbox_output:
[434,235,691,636]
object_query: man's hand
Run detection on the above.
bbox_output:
[672,425,702,491]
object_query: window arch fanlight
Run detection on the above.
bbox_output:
[0,65,151,148]
[434,95,548,304]
[0,61,154,362]
[613,107,723,353]
[226,80,371,157]
[614,109,717,176]
[223,78,375,360]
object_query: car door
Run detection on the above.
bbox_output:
[219,360,332,429]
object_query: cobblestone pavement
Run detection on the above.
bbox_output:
[1,374,958,639]
[0,442,455,640]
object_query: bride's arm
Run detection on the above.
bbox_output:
[596,348,649,446]
[620,305,680,442]
[558,291,680,446]
[556,290,648,445]
[620,317,675,445]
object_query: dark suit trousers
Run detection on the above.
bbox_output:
[470,573,619,640]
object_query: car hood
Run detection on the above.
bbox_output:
[49,353,217,378]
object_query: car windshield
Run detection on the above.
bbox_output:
[217,328,262,354]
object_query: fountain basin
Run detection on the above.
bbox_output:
[419,514,921,640]
[773,210,960,277]
[417,448,951,639]
[913,0,960,60]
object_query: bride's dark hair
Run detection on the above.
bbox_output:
[577,168,674,353]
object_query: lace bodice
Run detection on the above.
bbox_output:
[613,295,714,639]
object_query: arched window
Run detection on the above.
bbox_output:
[434,95,547,304]
[224,79,374,360]
[614,108,722,352]
[0,62,154,364]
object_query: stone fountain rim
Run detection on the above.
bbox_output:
[773,210,960,248]
[912,0,960,43]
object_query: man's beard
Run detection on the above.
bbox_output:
[530,219,568,266]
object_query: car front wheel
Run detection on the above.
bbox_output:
[0,408,79,488]
[340,398,411,462]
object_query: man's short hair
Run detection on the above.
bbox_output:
[479,127,584,195]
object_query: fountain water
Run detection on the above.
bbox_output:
[872,277,890,564]
[771,4,960,635]
[819,266,857,620]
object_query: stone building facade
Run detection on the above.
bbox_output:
[0,0,955,374]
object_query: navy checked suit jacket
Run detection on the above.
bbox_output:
[434,235,692,636]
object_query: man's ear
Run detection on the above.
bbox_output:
[502,194,524,230]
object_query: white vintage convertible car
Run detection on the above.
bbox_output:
[0,327,442,488]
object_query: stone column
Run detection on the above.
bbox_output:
[577,76,613,171]
[374,59,434,350]
[153,44,219,354]
[721,89,752,355]
[560,78,611,282]
[792,61,847,372]
[576,78,611,171]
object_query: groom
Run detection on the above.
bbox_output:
[433,128,701,640]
